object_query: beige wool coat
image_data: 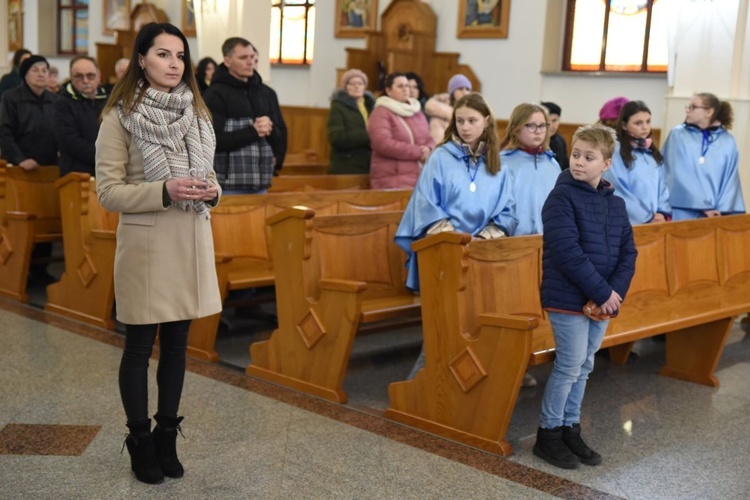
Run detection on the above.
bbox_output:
[95,108,222,325]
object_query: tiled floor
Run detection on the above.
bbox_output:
[3,293,750,499]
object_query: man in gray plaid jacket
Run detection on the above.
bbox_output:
[203,37,287,193]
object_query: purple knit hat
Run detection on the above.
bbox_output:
[599,97,629,121]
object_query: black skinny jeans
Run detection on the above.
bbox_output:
[119,320,191,425]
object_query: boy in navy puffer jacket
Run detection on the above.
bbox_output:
[533,124,637,470]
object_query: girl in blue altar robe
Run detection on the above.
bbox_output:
[603,100,672,225]
[663,92,745,220]
[395,92,517,292]
[499,103,561,235]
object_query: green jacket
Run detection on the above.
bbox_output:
[326,89,375,174]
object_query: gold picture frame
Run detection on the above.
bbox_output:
[335,0,378,39]
[457,0,510,39]
[8,0,23,53]
[103,0,131,36]
[183,0,197,37]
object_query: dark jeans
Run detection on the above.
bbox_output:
[119,320,191,425]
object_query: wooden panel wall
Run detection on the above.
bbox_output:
[281,106,331,162]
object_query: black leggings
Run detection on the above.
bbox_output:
[119,320,191,425]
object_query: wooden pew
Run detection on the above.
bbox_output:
[0,166,62,302]
[186,189,413,362]
[281,149,328,175]
[45,174,118,329]
[0,162,7,228]
[386,215,750,456]
[269,174,370,192]
[245,207,419,403]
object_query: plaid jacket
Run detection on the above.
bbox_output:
[213,117,274,191]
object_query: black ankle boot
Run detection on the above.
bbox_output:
[563,423,602,466]
[152,415,185,478]
[533,426,580,469]
[124,419,164,484]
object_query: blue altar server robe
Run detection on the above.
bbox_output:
[500,148,560,236]
[603,142,671,225]
[663,124,745,220]
[395,140,518,290]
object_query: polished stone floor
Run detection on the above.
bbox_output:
[4,290,750,499]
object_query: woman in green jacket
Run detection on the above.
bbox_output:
[327,68,375,174]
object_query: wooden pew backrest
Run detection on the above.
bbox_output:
[5,166,62,237]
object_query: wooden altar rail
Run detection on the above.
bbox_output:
[386,215,750,456]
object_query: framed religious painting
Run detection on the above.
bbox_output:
[8,0,23,52]
[183,0,197,37]
[103,0,131,35]
[335,0,378,38]
[457,0,510,39]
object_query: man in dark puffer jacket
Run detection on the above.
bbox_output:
[534,124,637,470]
[53,55,108,177]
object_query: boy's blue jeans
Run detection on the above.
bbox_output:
[540,312,609,429]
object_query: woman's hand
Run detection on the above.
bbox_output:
[166,178,218,203]
[599,291,622,315]
[651,213,666,223]
[704,209,721,218]
[419,145,431,162]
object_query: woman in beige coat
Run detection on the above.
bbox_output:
[96,22,221,485]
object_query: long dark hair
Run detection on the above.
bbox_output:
[442,93,501,175]
[102,23,210,120]
[616,100,663,168]
[196,57,217,81]
[12,48,31,68]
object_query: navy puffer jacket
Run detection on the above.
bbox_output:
[540,169,637,314]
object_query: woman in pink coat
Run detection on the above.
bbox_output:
[367,72,435,188]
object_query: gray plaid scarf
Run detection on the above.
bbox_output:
[117,81,216,218]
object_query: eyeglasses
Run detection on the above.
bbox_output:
[72,73,97,81]
[524,122,549,133]
[685,104,708,112]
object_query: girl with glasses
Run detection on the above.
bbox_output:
[662,92,744,219]
[498,102,561,237]
[498,102,562,387]
[602,100,672,225]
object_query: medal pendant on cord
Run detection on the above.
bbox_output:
[698,156,705,165]
[470,182,476,192]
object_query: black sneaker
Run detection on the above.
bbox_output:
[533,426,580,469]
[562,424,602,466]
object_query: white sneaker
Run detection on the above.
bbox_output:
[523,372,538,387]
